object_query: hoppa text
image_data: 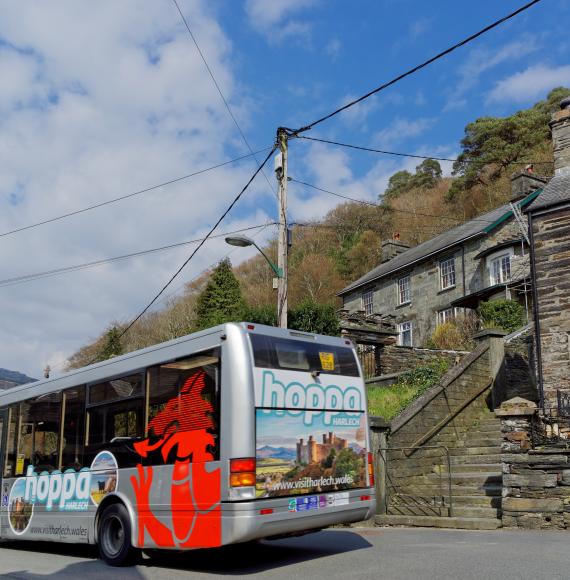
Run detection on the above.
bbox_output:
[260,371,363,425]
[24,466,90,511]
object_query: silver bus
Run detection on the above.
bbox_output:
[0,323,375,566]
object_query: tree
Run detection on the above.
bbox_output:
[447,87,570,200]
[194,258,247,330]
[288,300,339,336]
[99,326,123,361]
[383,170,412,199]
[412,158,442,189]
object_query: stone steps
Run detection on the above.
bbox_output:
[450,453,502,465]
[442,463,501,474]
[375,514,502,530]
[451,495,502,508]
[449,446,502,456]
[449,506,501,518]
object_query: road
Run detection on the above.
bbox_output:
[1,526,569,579]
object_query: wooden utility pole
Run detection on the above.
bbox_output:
[276,128,288,328]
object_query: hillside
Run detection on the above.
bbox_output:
[66,87,569,369]
[0,368,37,391]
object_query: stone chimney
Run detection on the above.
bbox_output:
[510,166,548,201]
[381,233,409,263]
[550,96,570,176]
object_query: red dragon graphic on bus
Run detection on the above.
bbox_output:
[130,369,221,548]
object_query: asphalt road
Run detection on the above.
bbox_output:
[1,526,569,579]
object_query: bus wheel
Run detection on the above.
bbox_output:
[98,503,139,567]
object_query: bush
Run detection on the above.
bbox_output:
[478,299,525,334]
[367,358,450,420]
[428,314,478,350]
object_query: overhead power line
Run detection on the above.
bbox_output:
[0,223,275,288]
[299,135,555,166]
[117,145,277,342]
[289,177,497,224]
[293,0,543,134]
[172,0,278,200]
[299,136,457,162]
[0,147,272,239]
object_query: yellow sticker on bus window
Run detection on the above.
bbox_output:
[319,352,335,371]
[16,454,25,475]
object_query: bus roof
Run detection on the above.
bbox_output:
[0,323,352,406]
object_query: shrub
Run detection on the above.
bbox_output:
[478,299,525,334]
[428,314,478,350]
[367,358,450,420]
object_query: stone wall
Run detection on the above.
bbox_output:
[379,332,503,515]
[498,398,570,529]
[379,344,467,376]
[531,206,570,409]
[494,326,538,406]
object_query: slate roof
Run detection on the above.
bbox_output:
[338,189,542,296]
[525,172,570,212]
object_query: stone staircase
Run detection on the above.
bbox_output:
[376,411,504,530]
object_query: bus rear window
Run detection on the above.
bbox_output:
[249,334,359,376]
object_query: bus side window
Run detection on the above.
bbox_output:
[61,386,86,471]
[18,392,62,475]
[147,349,220,462]
[3,405,18,478]
[87,374,144,449]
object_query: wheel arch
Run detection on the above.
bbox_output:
[94,492,138,547]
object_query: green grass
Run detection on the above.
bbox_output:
[367,359,450,421]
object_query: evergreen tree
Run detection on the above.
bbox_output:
[289,300,339,336]
[383,170,412,199]
[98,326,123,361]
[412,158,442,189]
[194,258,247,330]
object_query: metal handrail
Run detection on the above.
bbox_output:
[378,444,453,517]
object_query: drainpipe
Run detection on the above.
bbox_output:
[461,245,466,297]
[528,212,545,411]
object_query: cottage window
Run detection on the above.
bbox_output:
[440,257,456,290]
[398,275,411,305]
[361,290,374,315]
[437,308,454,326]
[490,254,511,285]
[398,321,413,346]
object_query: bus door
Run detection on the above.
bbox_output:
[0,408,8,538]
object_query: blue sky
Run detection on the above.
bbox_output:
[0,0,568,376]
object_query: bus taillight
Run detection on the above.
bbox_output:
[367,452,375,486]
[230,457,256,487]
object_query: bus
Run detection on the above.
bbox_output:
[0,323,375,566]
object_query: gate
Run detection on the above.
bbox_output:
[379,445,453,517]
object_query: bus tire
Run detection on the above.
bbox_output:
[97,503,139,567]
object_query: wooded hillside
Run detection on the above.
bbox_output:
[66,88,569,369]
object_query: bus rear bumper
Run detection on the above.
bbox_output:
[220,489,376,545]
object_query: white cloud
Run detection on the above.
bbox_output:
[487,64,570,103]
[325,38,341,62]
[444,37,540,110]
[409,17,433,39]
[0,0,276,377]
[244,0,319,43]
[374,117,436,148]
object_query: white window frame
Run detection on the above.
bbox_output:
[439,257,456,290]
[437,308,454,326]
[361,290,374,315]
[397,275,411,305]
[398,321,413,346]
[489,253,512,285]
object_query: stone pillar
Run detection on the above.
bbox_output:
[473,328,506,408]
[369,416,389,515]
[496,397,569,529]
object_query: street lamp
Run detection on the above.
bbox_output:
[225,235,283,278]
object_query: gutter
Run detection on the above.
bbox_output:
[528,211,545,411]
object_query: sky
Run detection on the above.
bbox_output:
[0,0,568,377]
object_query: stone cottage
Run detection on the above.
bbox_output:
[525,96,570,411]
[339,173,547,348]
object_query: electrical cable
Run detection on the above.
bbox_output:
[0,146,272,239]
[297,136,555,166]
[289,177,497,224]
[115,145,277,342]
[0,223,275,288]
[292,0,543,134]
[172,0,278,200]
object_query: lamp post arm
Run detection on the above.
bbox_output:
[252,241,283,278]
